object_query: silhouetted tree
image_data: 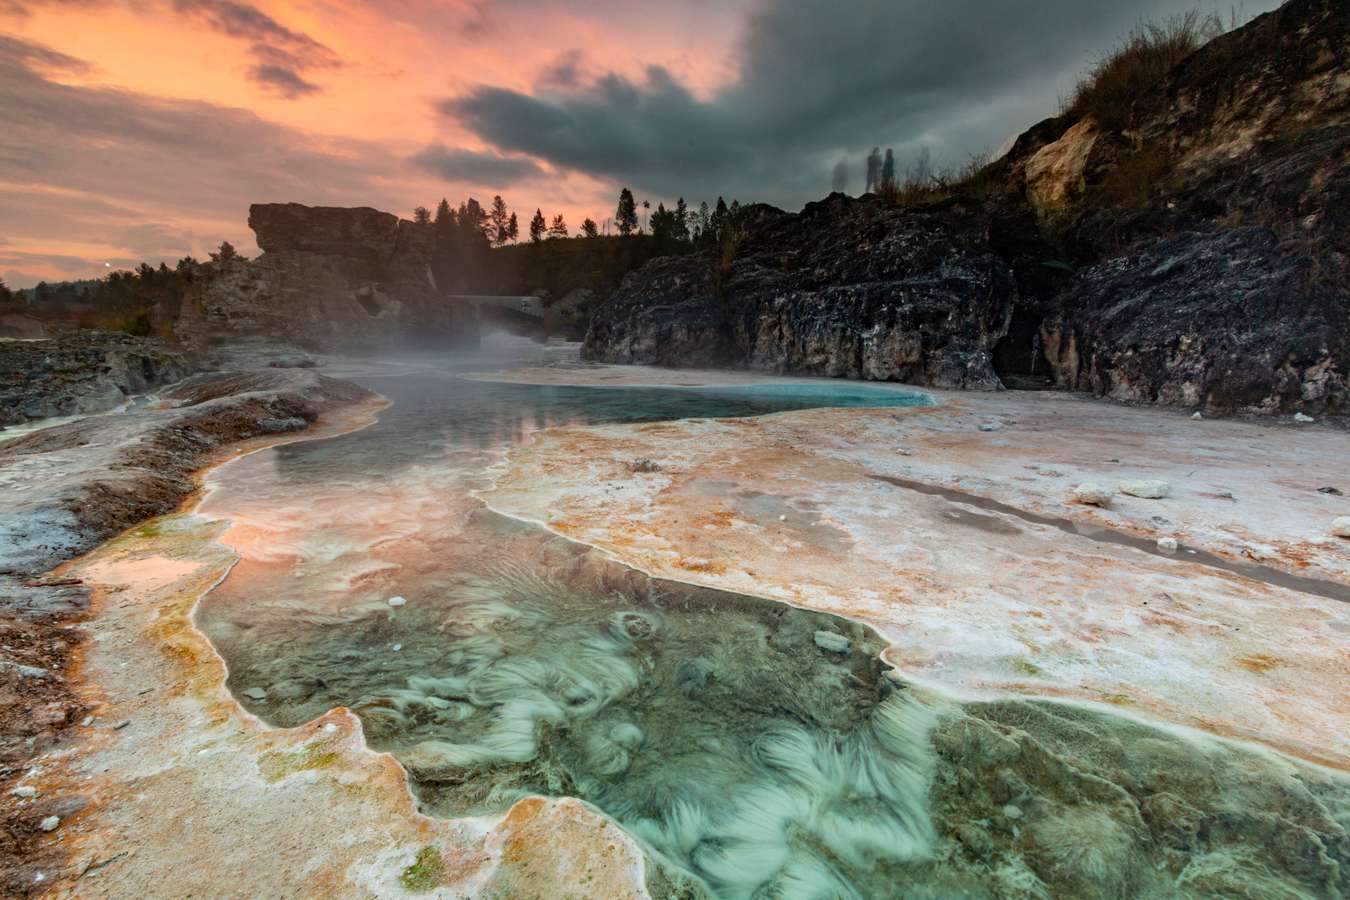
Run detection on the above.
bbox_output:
[615,188,639,236]
[673,198,690,242]
[694,201,711,244]
[831,158,848,193]
[489,195,511,246]
[865,146,882,193]
[649,202,675,244]
[529,208,547,243]
[710,196,729,243]
[506,212,519,243]
[458,198,490,240]
[0,278,13,305]
[210,241,239,264]
[413,206,432,225]
[881,148,896,191]
[580,218,599,238]
[548,214,569,239]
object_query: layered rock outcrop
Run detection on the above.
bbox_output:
[0,330,195,428]
[178,204,477,352]
[586,195,1017,390]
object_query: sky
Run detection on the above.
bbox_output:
[1,0,1280,288]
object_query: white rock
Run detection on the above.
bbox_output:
[813,631,851,654]
[39,816,59,832]
[1072,483,1113,507]
[1333,517,1350,539]
[387,595,407,607]
[1191,412,1203,420]
[391,643,402,652]
[978,422,1002,432]
[1120,480,1171,499]
[778,514,787,522]
[11,786,36,799]
[1294,412,1315,423]
[1156,537,1179,553]
[242,686,267,701]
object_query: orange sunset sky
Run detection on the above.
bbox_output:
[1,0,1276,287]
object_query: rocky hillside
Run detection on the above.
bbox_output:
[586,0,1347,414]
[177,204,479,353]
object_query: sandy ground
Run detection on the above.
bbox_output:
[476,366,1350,771]
[25,400,649,898]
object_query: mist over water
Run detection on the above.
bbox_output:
[196,338,1349,899]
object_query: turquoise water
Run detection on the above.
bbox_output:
[196,346,1349,899]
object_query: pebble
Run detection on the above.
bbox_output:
[1318,486,1342,495]
[778,514,787,522]
[1191,412,1203,420]
[11,786,37,799]
[1071,483,1113,507]
[391,643,402,652]
[813,631,851,654]
[978,422,1002,432]
[39,816,59,832]
[1120,479,1171,499]
[387,596,407,607]
[1156,537,1179,553]
[1333,517,1350,539]
[242,687,268,701]
[1294,412,1315,423]
[1002,804,1023,820]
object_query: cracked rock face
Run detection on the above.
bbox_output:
[585,195,1016,390]
[1043,228,1348,413]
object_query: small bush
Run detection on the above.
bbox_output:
[1064,11,1225,131]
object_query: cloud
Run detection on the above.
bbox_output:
[408,144,545,187]
[0,35,439,284]
[173,0,340,97]
[444,0,1281,207]
[0,31,89,73]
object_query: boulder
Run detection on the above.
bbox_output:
[1119,480,1171,500]
[1072,484,1113,507]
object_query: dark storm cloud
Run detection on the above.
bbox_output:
[445,0,1280,207]
[408,144,545,187]
[173,0,339,97]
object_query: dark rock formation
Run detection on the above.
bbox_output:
[1044,229,1347,412]
[0,330,195,428]
[587,0,1346,413]
[178,203,478,353]
[586,195,1018,390]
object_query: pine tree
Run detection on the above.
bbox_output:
[413,206,431,225]
[673,197,690,242]
[529,209,547,243]
[458,198,490,239]
[650,203,674,244]
[580,218,599,238]
[0,277,13,305]
[695,201,711,244]
[489,195,511,246]
[210,241,239,264]
[710,197,729,243]
[507,212,520,243]
[548,214,569,239]
[615,188,639,237]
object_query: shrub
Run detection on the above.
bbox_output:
[877,152,995,207]
[1063,11,1225,131]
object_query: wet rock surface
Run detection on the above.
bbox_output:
[585,195,1017,390]
[0,362,375,895]
[0,330,195,428]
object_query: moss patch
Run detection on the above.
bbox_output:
[399,846,444,892]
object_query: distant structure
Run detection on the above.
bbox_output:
[831,158,849,194]
[865,147,882,194]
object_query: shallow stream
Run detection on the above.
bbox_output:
[196,340,1350,899]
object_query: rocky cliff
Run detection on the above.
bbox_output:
[177,203,478,352]
[586,196,1021,390]
[586,0,1347,413]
